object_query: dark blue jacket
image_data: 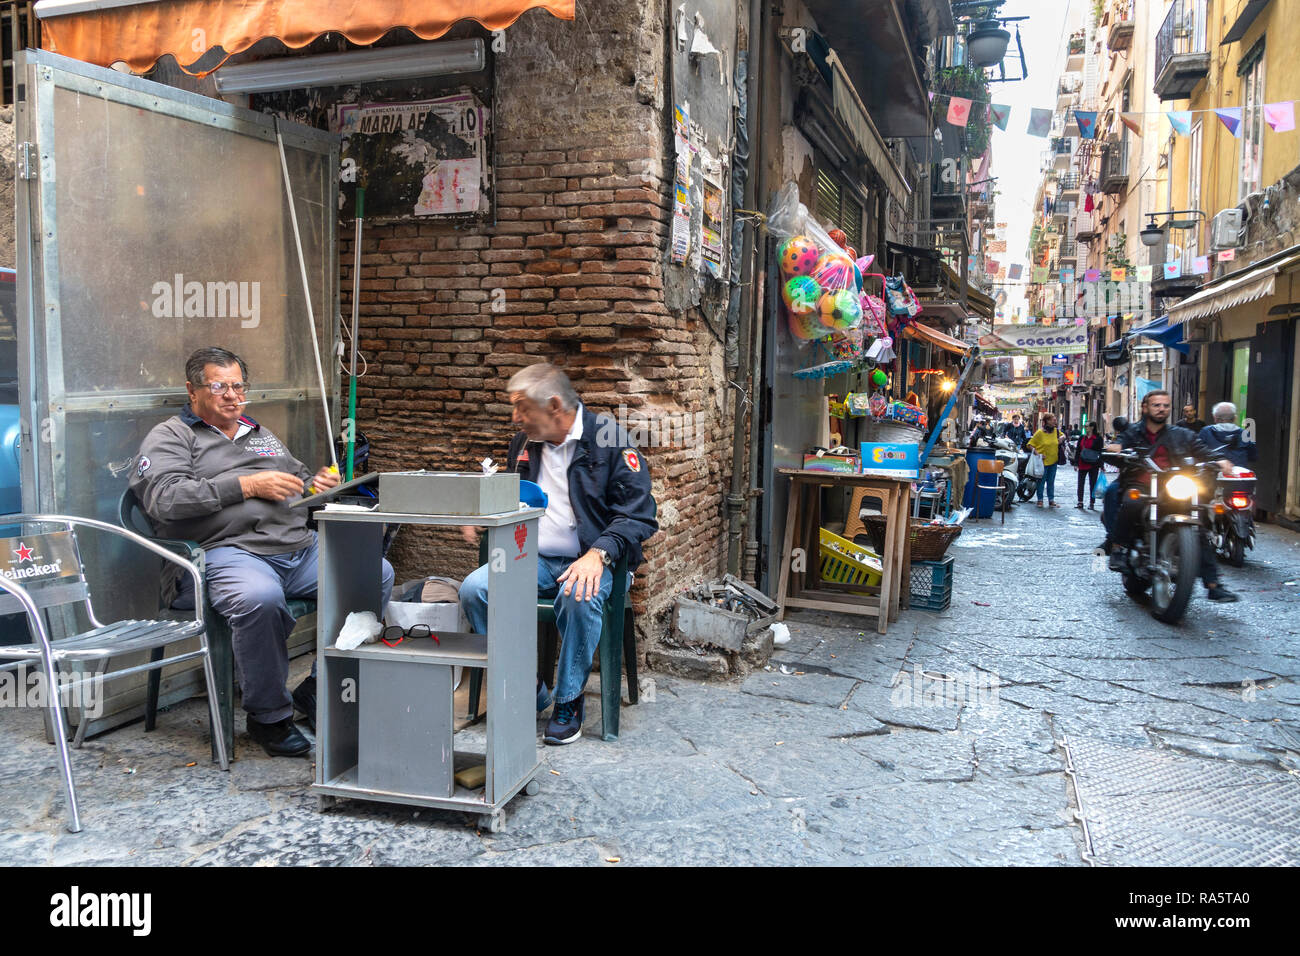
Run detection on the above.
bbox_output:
[506,407,658,568]
[1198,423,1257,468]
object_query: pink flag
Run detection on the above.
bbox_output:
[1192,255,1210,275]
[1163,261,1182,279]
[1084,269,1101,282]
[1217,249,1236,262]
[947,97,972,127]
[1264,102,1296,133]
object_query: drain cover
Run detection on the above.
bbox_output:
[1064,736,1300,866]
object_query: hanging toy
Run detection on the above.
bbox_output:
[787,308,826,341]
[779,236,820,277]
[870,368,889,390]
[827,227,849,250]
[782,275,821,316]
[812,252,855,290]
[860,292,888,334]
[819,289,863,330]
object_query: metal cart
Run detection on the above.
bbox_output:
[311,506,544,832]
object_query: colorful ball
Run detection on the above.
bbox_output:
[782,275,822,316]
[870,368,889,389]
[813,253,855,290]
[779,236,820,277]
[787,307,825,341]
[819,289,863,330]
[827,227,848,249]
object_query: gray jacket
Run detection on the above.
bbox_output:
[130,405,315,556]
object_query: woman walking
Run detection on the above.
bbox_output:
[1026,413,1066,508]
[1075,421,1103,510]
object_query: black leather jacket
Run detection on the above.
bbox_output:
[1115,421,1215,483]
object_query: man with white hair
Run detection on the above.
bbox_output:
[1198,402,1257,468]
[459,363,658,744]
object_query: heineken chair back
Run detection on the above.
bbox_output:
[0,514,229,833]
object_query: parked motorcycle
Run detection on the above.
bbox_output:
[1016,447,1039,501]
[1103,449,1219,625]
[1210,467,1257,567]
[991,437,1021,509]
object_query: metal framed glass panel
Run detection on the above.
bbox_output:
[16,49,340,626]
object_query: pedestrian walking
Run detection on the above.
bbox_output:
[1075,421,1103,509]
[1026,412,1067,508]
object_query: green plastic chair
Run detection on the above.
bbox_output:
[118,487,316,758]
[465,543,637,741]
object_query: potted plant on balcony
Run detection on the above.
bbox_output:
[932,63,993,159]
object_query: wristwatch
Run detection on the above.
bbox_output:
[592,547,613,567]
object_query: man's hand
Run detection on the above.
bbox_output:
[311,466,340,493]
[239,471,305,502]
[1216,459,1234,473]
[461,525,480,546]
[557,550,606,602]
[1104,443,1121,452]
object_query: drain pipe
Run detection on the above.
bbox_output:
[727,0,765,576]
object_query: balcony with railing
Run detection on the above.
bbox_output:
[1107,0,1135,51]
[1154,0,1209,101]
[1100,142,1129,194]
[1076,211,1099,241]
[1059,239,1079,261]
[1057,172,1081,194]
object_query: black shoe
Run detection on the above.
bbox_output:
[1089,500,1097,510]
[292,676,316,730]
[248,716,311,757]
[1096,538,1112,555]
[1076,502,1084,509]
[543,695,585,745]
[1109,550,1128,572]
[1206,585,1240,603]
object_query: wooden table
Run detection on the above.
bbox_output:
[774,469,913,634]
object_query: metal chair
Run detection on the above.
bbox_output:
[117,487,315,759]
[465,549,637,741]
[976,459,1007,524]
[0,514,229,833]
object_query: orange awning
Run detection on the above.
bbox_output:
[903,322,973,358]
[38,0,575,74]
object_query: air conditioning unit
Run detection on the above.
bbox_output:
[1210,208,1244,250]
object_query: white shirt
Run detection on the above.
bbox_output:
[536,406,584,558]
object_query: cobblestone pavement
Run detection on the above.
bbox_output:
[2,465,1299,865]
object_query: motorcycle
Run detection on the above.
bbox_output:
[1103,449,1219,625]
[1015,447,1039,501]
[991,437,1021,509]
[1210,467,1257,567]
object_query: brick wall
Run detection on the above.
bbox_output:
[344,1,735,655]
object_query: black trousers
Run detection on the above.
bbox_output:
[1076,467,1099,504]
[1113,498,1220,586]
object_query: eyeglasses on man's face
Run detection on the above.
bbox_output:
[201,381,249,396]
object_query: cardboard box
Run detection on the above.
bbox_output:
[802,453,859,474]
[859,442,921,479]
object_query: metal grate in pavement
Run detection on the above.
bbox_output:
[1063,735,1300,866]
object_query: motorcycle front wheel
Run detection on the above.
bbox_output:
[1018,477,1038,501]
[1151,524,1199,624]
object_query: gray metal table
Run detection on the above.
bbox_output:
[311,506,543,832]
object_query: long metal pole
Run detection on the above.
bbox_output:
[275,120,338,473]
[346,187,364,480]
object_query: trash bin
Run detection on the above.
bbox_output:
[963,447,997,518]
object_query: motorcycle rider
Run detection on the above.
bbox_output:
[1103,389,1239,603]
[1198,402,1257,467]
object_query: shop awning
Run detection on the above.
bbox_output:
[36,0,575,73]
[1166,251,1300,325]
[1125,314,1189,354]
[904,321,974,358]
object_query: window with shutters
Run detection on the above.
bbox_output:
[815,167,865,249]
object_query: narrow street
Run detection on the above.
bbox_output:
[3,464,1297,866]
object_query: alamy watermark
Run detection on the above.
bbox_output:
[593,405,710,455]
[150,274,260,328]
[890,663,1000,710]
[0,666,104,719]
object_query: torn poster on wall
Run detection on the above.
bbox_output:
[671,101,693,265]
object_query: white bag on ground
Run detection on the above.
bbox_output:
[1026,451,1045,478]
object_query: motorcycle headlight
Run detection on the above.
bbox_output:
[1165,475,1197,500]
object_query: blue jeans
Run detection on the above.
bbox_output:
[1102,480,1122,537]
[175,534,394,724]
[458,554,613,706]
[1036,463,1058,502]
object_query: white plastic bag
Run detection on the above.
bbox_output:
[334,610,383,650]
[1026,451,1045,478]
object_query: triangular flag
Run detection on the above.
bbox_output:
[1215,108,1243,137]
[1167,111,1192,136]
[1075,110,1098,139]
[1061,267,1075,283]
[1136,265,1153,282]
[989,104,1011,131]
[1217,248,1236,262]
[1264,101,1295,132]
[1008,263,1023,280]
[1032,266,1050,283]
[1027,108,1053,137]
[928,91,935,102]
[1084,269,1101,282]
[1192,255,1210,275]
[1110,267,1127,282]
[1163,260,1182,279]
[947,96,972,127]
[1120,113,1143,136]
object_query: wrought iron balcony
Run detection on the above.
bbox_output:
[1155,0,1210,101]
[1107,1,1135,51]
[1100,143,1129,194]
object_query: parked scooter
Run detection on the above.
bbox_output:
[991,437,1021,509]
[1015,447,1039,501]
[1210,467,1257,567]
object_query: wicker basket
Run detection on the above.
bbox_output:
[863,515,963,562]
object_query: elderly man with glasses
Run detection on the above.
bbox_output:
[131,347,393,757]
